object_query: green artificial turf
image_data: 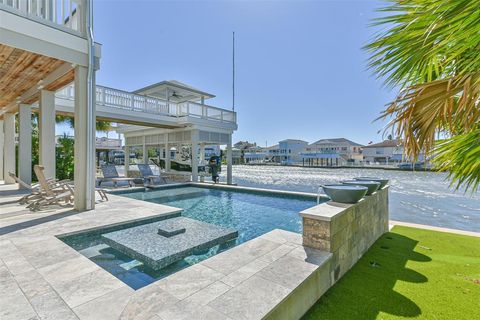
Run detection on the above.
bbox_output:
[303,226,480,320]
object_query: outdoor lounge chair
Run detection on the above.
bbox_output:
[28,165,108,211]
[137,164,168,186]
[99,164,136,188]
[7,171,54,204]
[27,165,74,210]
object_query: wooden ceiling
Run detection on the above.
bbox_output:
[0,44,74,110]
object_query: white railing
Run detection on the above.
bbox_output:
[0,0,85,36]
[177,101,236,123]
[56,84,237,124]
[95,138,122,149]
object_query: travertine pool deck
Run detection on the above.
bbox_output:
[0,184,331,320]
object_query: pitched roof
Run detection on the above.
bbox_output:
[362,139,402,148]
[309,138,363,147]
[265,144,279,150]
[279,139,308,144]
[133,80,215,100]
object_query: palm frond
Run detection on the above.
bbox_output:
[433,129,480,193]
[379,73,480,157]
[367,0,480,192]
[366,0,480,87]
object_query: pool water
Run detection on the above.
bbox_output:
[122,187,317,244]
[61,186,317,289]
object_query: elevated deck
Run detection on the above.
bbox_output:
[0,0,101,116]
[50,84,237,129]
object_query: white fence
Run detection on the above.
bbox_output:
[56,84,237,124]
[0,0,85,35]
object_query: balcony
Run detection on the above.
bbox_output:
[55,84,237,128]
[0,0,85,36]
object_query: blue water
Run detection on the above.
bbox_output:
[220,166,480,232]
[122,186,317,244]
[61,186,317,289]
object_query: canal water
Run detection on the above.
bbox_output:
[219,165,479,232]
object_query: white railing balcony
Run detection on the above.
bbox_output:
[177,101,236,123]
[95,137,122,149]
[0,0,86,36]
[56,84,237,125]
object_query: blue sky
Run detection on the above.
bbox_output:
[69,0,396,145]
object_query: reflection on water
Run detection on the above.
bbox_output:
[219,166,479,232]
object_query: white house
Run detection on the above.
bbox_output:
[300,138,363,166]
[363,139,428,164]
[278,139,309,165]
[0,0,237,206]
[362,139,402,164]
[114,80,237,183]
[1,0,100,210]
[244,144,280,164]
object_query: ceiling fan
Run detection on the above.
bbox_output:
[171,91,182,99]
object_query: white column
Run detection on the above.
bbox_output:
[18,104,32,186]
[200,143,205,163]
[39,90,56,179]
[165,134,170,171]
[3,113,15,184]
[191,130,199,182]
[74,65,96,211]
[199,143,205,182]
[0,120,4,181]
[227,133,233,184]
[124,146,130,174]
[143,136,148,164]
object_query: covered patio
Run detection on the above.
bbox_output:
[118,125,234,184]
[0,0,100,211]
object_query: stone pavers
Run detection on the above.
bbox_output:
[0,185,332,320]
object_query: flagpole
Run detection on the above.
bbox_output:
[232,31,235,112]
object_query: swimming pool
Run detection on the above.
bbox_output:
[121,186,317,243]
[60,186,318,289]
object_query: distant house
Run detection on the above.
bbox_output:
[234,141,256,150]
[363,139,428,164]
[233,141,257,164]
[362,139,402,164]
[231,148,243,165]
[265,144,280,163]
[301,138,363,166]
[244,144,280,163]
[278,139,309,165]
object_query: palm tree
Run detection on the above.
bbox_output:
[365,0,480,192]
[55,115,112,133]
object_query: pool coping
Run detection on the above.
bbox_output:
[191,182,324,200]
[107,181,328,202]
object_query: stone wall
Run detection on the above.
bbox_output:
[300,187,389,283]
